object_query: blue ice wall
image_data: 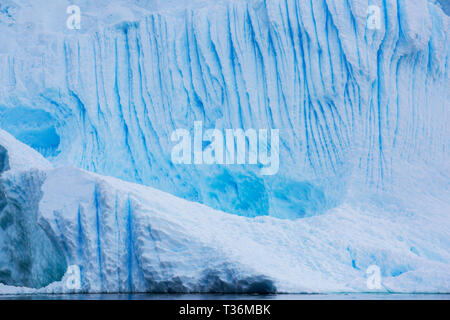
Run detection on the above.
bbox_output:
[0,0,448,219]
[0,107,60,157]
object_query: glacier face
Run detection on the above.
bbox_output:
[0,0,449,293]
[0,0,448,219]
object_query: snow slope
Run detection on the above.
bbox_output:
[0,130,449,293]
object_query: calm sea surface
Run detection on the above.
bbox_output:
[1,293,449,300]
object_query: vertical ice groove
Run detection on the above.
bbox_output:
[126,197,133,291]
[76,205,84,267]
[93,184,103,291]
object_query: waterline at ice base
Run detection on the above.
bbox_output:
[0,0,448,294]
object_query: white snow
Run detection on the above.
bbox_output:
[0,129,52,171]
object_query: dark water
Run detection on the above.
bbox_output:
[1,293,449,300]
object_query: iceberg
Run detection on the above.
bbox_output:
[1,130,449,293]
[0,0,449,293]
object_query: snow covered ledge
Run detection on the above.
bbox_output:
[0,129,449,294]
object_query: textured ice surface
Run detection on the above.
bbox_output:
[0,130,449,293]
[0,0,448,219]
[0,130,66,288]
[0,0,449,293]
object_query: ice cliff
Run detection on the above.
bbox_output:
[0,129,449,293]
[0,0,447,219]
[0,0,449,293]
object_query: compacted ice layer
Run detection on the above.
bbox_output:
[0,130,66,288]
[0,130,449,294]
